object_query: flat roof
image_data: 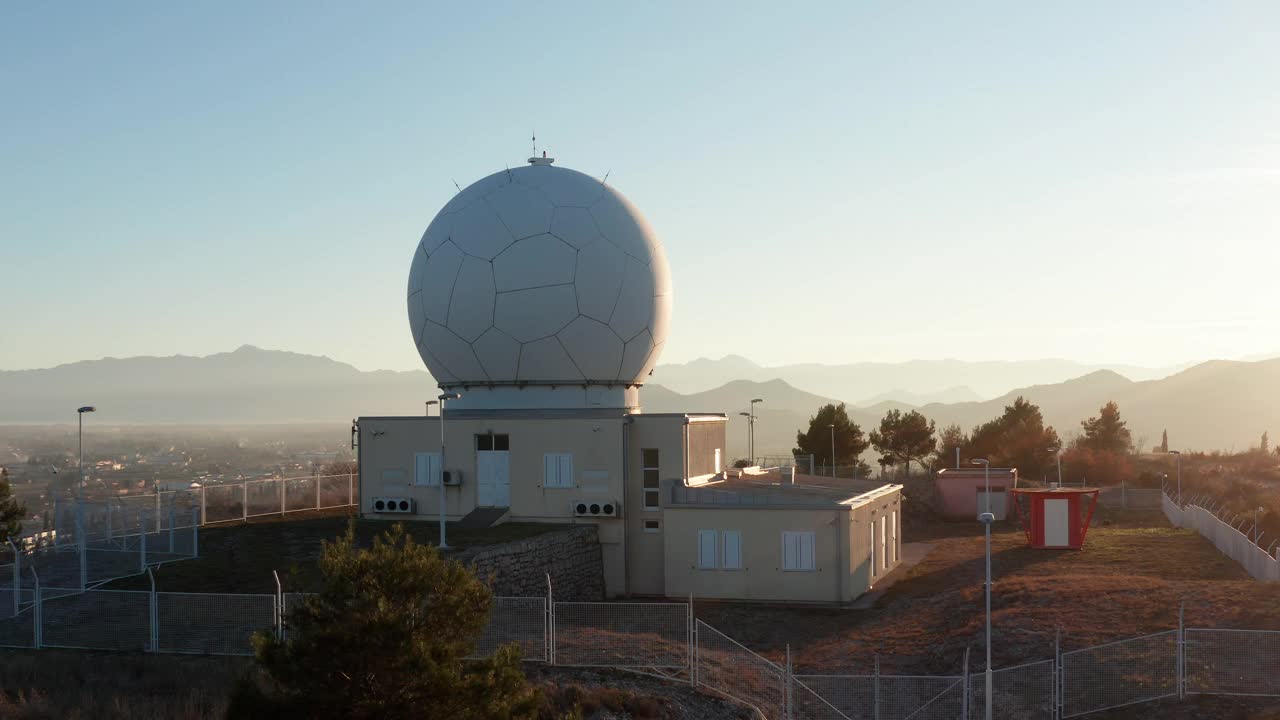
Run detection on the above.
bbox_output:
[669,472,901,509]
[358,411,727,422]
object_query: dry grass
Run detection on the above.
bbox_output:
[0,650,248,719]
[694,507,1280,676]
[102,514,568,594]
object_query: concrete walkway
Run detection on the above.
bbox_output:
[850,542,935,609]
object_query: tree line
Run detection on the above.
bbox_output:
[794,397,1140,484]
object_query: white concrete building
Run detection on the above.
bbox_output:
[358,154,902,602]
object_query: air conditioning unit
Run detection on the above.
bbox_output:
[372,496,415,513]
[572,499,620,518]
[442,470,463,486]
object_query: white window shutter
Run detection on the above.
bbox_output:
[698,530,717,569]
[723,530,742,570]
[800,532,815,571]
[558,454,573,488]
[543,454,557,487]
[415,453,440,487]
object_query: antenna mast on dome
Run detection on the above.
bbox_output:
[528,131,554,166]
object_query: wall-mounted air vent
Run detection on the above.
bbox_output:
[572,499,620,518]
[372,497,415,514]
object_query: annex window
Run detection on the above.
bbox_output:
[543,453,574,488]
[781,531,816,571]
[643,520,661,534]
[642,448,660,511]
[414,452,441,487]
[698,530,717,569]
[723,530,742,570]
[869,521,877,579]
[476,434,510,452]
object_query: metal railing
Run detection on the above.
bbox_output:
[9,553,1280,718]
[1163,491,1280,580]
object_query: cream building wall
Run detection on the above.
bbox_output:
[662,485,903,604]
[357,413,727,599]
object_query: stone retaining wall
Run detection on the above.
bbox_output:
[459,525,604,601]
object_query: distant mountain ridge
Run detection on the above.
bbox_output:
[4,348,1276,464]
[650,355,1190,404]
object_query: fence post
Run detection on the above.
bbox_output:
[193,509,200,558]
[778,640,788,717]
[242,482,248,522]
[32,570,42,649]
[147,567,158,653]
[140,510,148,573]
[280,478,286,517]
[168,506,175,554]
[154,491,161,534]
[199,486,207,526]
[1054,628,1061,720]
[687,592,695,687]
[106,499,113,542]
[546,573,555,665]
[873,653,881,720]
[1177,602,1185,699]
[8,539,20,618]
[349,470,354,507]
[273,570,284,642]
[316,475,321,510]
[961,647,970,720]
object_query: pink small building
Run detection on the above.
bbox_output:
[934,467,1018,521]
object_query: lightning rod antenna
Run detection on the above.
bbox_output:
[532,130,537,157]
[452,178,462,192]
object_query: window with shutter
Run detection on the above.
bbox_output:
[543,453,574,488]
[414,453,440,487]
[698,530,717,569]
[723,530,742,570]
[782,531,816,571]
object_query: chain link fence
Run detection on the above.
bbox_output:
[969,659,1055,719]
[1184,628,1280,696]
[1060,630,1179,717]
[695,618,786,718]
[198,473,356,524]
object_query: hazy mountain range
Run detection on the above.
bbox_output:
[649,354,1191,401]
[3,346,1277,462]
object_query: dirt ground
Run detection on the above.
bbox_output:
[693,506,1280,676]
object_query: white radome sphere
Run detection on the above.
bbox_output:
[407,161,671,388]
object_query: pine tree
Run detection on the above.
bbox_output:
[1160,429,1169,453]
[233,523,539,719]
[794,403,869,469]
[1262,431,1270,455]
[0,467,25,543]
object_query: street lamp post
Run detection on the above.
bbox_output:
[437,392,461,549]
[1048,447,1062,487]
[1169,450,1182,505]
[979,510,995,720]
[77,406,96,496]
[972,458,991,514]
[829,424,836,478]
[749,398,763,465]
[739,413,752,465]
[425,400,438,417]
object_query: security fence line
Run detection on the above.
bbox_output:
[47,473,357,542]
[1162,490,1280,581]
[9,570,1280,720]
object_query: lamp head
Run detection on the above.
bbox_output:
[437,392,462,401]
[751,398,763,404]
[971,458,990,466]
[979,512,995,525]
[739,412,751,417]
[77,406,96,414]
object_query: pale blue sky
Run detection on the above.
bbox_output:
[3,1,1279,372]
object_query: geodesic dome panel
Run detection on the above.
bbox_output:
[406,163,670,386]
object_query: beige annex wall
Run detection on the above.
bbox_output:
[357,415,631,596]
[662,506,851,603]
